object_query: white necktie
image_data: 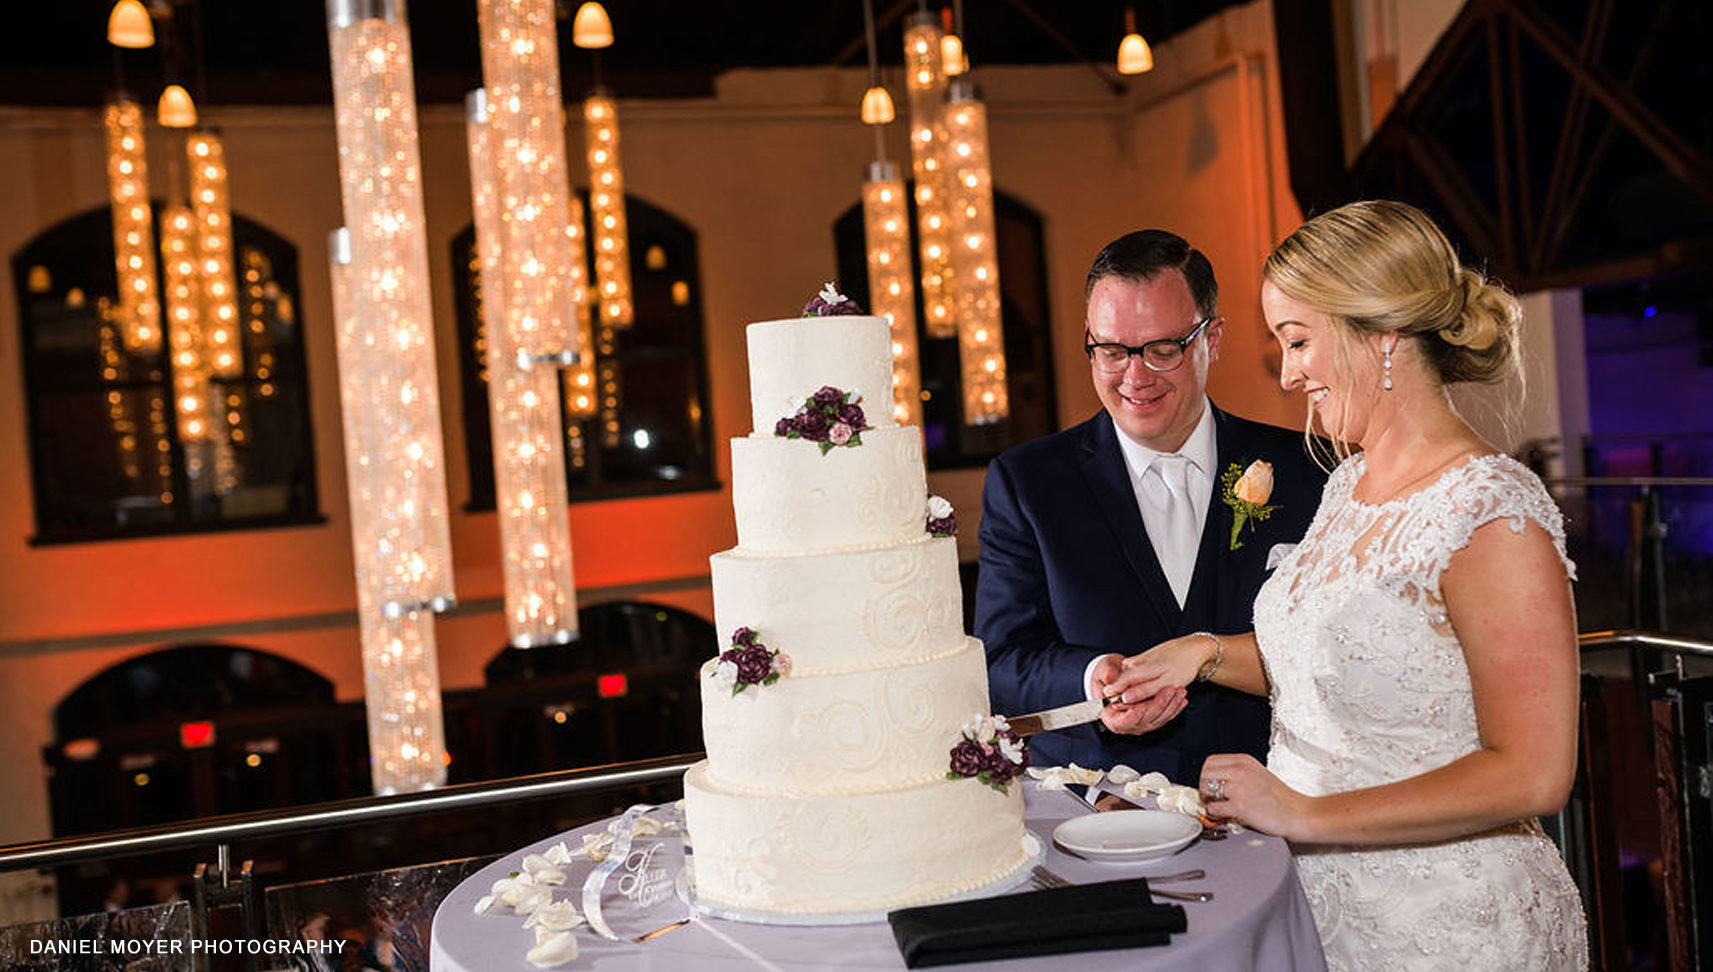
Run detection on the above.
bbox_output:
[1150,454,1199,607]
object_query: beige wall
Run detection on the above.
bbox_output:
[0,0,1303,846]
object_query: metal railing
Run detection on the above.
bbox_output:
[1569,630,1711,972]
[0,752,700,872]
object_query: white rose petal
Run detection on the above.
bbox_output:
[1137,771,1173,793]
[511,885,554,916]
[582,833,615,862]
[542,841,576,866]
[521,854,566,886]
[473,894,496,915]
[1063,763,1105,786]
[1027,764,1104,790]
[1106,764,1141,785]
[632,817,663,837]
[524,899,585,933]
[525,929,580,968]
[1122,779,1153,802]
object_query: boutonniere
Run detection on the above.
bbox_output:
[1221,460,1281,550]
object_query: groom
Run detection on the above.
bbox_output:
[976,230,1325,783]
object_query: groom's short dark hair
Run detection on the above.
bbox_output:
[1085,230,1219,320]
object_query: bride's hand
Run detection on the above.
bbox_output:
[1103,635,1213,705]
[1199,754,1310,838]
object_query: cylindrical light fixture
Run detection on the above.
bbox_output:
[571,1,613,49]
[186,130,242,378]
[466,90,580,648]
[331,226,449,794]
[108,0,155,48]
[945,82,1008,425]
[474,0,583,364]
[863,161,922,428]
[1118,9,1154,75]
[903,12,956,338]
[157,84,197,128]
[161,205,210,444]
[325,0,457,618]
[104,97,163,353]
[584,92,633,330]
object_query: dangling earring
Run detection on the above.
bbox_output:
[1382,339,1394,391]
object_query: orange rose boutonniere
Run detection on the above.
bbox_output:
[1221,460,1281,550]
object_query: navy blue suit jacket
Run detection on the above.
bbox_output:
[975,405,1327,782]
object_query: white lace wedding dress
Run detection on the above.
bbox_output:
[1252,453,1589,971]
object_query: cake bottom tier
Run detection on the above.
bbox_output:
[683,761,1028,917]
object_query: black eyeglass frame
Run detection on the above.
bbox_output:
[1084,316,1215,373]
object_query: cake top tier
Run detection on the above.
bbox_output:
[747,312,897,436]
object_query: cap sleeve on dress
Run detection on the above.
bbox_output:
[1441,456,1577,582]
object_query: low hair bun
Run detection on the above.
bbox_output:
[1431,267,1519,384]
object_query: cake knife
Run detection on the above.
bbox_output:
[1005,697,1118,737]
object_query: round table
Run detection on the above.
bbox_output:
[431,781,1327,971]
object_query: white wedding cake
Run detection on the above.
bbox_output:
[683,297,1030,918]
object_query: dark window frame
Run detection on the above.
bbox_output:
[14,205,322,545]
[452,191,720,511]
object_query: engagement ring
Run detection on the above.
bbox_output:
[1205,778,1227,801]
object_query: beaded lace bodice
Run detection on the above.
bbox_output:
[1253,452,1588,970]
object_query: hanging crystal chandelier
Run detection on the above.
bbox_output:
[903,12,957,339]
[103,97,163,353]
[186,130,242,378]
[944,81,1008,424]
[467,88,579,648]
[326,0,456,793]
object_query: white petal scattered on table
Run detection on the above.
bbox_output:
[1106,764,1141,785]
[473,894,496,916]
[521,854,566,885]
[1026,763,1105,790]
[542,841,577,866]
[525,929,580,968]
[524,899,585,932]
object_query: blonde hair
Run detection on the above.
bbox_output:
[1265,200,1521,385]
[1265,201,1523,462]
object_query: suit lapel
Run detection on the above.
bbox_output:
[1077,413,1182,627]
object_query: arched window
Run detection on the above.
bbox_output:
[833,187,1058,469]
[13,207,320,543]
[452,192,717,508]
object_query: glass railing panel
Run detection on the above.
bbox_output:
[0,899,190,971]
[260,857,493,972]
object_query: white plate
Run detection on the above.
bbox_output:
[1053,810,1201,862]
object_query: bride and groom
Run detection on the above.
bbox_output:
[976,203,1588,970]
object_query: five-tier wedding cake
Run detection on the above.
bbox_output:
[682,291,1030,919]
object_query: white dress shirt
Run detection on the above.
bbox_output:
[1082,399,1217,699]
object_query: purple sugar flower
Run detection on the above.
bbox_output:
[811,386,844,408]
[835,402,866,429]
[774,417,796,438]
[949,739,988,778]
[796,408,830,441]
[734,645,774,685]
[802,285,867,317]
[926,515,957,538]
[730,627,758,648]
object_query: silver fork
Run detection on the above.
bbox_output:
[1031,865,1072,889]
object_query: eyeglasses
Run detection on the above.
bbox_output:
[1085,317,1213,373]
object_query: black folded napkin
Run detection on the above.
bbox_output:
[888,878,1187,968]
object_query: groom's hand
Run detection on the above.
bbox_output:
[1099,684,1187,735]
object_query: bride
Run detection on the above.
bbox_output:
[1102,200,1588,969]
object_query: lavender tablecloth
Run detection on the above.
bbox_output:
[430,781,1327,971]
